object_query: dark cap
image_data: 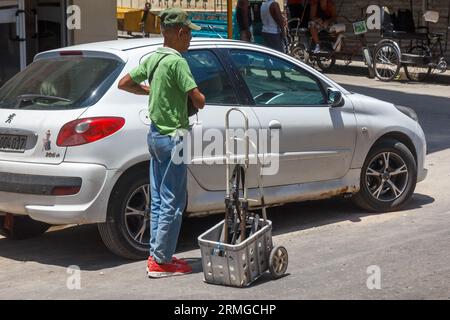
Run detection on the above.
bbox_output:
[159,8,201,31]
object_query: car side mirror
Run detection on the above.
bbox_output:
[327,88,344,107]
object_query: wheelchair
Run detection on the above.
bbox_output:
[373,7,448,82]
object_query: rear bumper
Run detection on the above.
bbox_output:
[0,160,121,225]
[0,172,82,195]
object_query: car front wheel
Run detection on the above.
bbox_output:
[353,139,417,212]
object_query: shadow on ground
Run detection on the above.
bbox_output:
[0,193,434,272]
[325,63,450,85]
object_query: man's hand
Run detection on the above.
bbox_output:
[188,88,205,110]
[118,74,150,95]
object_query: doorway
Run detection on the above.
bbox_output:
[0,0,67,87]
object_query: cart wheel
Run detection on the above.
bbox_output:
[374,42,401,81]
[404,46,432,82]
[269,246,288,279]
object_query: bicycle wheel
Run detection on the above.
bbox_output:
[290,43,309,64]
[404,46,432,82]
[317,54,336,72]
[374,42,401,81]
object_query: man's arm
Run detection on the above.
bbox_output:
[269,2,285,34]
[118,74,150,96]
[240,0,250,30]
[188,88,205,110]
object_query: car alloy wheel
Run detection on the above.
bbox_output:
[124,184,150,246]
[365,152,409,202]
[353,139,417,213]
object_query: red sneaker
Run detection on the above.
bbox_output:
[148,256,189,266]
[146,259,192,278]
[172,257,189,265]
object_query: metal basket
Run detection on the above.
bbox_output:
[198,218,273,288]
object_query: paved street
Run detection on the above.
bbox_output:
[1,67,449,300]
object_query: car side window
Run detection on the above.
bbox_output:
[229,50,326,106]
[183,50,238,105]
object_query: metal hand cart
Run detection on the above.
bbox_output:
[198,108,288,288]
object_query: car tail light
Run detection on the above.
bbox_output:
[57,117,125,147]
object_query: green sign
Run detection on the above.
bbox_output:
[353,20,368,35]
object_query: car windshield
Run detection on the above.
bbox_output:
[0,56,123,110]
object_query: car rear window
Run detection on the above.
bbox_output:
[0,56,124,110]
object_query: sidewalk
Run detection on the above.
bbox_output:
[326,60,450,85]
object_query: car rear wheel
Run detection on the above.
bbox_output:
[0,215,51,240]
[98,167,150,260]
[353,139,417,212]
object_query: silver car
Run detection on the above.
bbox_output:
[0,38,427,259]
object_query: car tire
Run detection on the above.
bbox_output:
[0,215,51,240]
[98,167,150,260]
[353,139,417,212]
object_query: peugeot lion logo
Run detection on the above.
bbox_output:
[5,114,16,124]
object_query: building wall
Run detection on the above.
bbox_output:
[70,0,117,44]
[335,0,450,61]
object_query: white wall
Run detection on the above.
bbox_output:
[71,0,117,44]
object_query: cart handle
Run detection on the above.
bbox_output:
[225,108,250,199]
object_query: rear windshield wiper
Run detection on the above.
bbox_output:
[15,94,71,108]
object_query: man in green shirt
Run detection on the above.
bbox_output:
[118,8,205,278]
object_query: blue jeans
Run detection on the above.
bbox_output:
[147,124,187,264]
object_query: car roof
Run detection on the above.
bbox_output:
[35,37,249,62]
[55,37,243,52]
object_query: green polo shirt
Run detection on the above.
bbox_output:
[129,47,198,136]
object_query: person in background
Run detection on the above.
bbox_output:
[236,0,253,41]
[140,2,152,37]
[260,0,286,53]
[309,0,337,53]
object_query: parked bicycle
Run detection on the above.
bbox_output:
[286,15,375,78]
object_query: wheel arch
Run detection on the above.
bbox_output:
[105,161,149,222]
[106,160,192,220]
[371,131,418,164]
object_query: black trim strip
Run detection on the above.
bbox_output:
[0,172,82,195]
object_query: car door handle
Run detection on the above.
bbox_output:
[269,120,282,130]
